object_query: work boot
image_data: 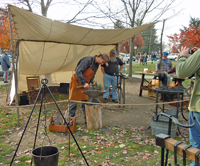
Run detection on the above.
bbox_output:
[112,99,118,103]
[103,98,108,103]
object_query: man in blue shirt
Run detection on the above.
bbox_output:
[156,52,172,85]
[156,52,172,72]
[1,49,11,83]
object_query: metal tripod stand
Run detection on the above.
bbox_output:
[10,78,89,166]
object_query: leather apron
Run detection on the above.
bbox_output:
[70,62,95,101]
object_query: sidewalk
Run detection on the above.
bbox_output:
[0,81,8,86]
[125,74,154,79]
[131,74,154,79]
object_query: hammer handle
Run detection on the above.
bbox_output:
[77,83,96,89]
[77,86,84,89]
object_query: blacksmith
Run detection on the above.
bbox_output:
[69,53,109,124]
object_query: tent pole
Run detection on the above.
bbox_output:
[159,19,166,74]
[8,6,20,126]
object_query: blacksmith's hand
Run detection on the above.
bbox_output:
[83,83,90,88]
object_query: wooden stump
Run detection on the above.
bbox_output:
[85,105,102,130]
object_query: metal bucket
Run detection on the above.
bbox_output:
[151,116,177,138]
[32,146,59,166]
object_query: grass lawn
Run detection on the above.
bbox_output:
[125,60,177,74]
[0,63,193,166]
[125,61,191,88]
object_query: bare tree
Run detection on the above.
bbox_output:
[90,0,181,76]
[1,1,182,75]
[0,0,93,20]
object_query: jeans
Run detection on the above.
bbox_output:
[3,71,9,81]
[122,66,125,74]
[189,111,200,166]
[144,59,147,65]
[69,101,86,123]
[103,74,118,100]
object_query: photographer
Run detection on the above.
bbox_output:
[176,46,200,166]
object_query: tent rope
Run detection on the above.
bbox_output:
[4,97,190,108]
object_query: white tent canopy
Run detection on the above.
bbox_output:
[9,5,157,93]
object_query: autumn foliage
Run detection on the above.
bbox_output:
[167,25,200,51]
[120,34,144,53]
[0,11,17,49]
[180,25,200,47]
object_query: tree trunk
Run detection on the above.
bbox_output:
[128,37,134,77]
[85,105,102,129]
[159,19,166,73]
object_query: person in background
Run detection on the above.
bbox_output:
[156,52,172,85]
[101,49,124,103]
[167,55,185,86]
[136,54,139,63]
[144,53,148,65]
[176,46,200,166]
[140,53,144,65]
[69,53,110,124]
[120,54,126,74]
[1,49,11,83]
[151,53,154,64]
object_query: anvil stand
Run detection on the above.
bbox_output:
[106,73,128,110]
[10,79,89,166]
[118,73,129,105]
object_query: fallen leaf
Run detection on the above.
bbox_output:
[123,150,128,155]
[143,156,149,160]
[119,144,125,148]
[25,160,31,164]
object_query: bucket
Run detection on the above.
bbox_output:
[32,146,59,166]
[151,116,177,138]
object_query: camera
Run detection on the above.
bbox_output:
[189,50,195,54]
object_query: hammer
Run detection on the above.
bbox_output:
[77,83,96,89]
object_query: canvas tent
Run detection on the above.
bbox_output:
[8,5,157,104]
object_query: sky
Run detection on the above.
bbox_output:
[48,0,200,46]
[1,0,199,47]
[155,0,200,44]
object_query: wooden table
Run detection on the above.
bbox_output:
[135,71,156,97]
[136,71,195,97]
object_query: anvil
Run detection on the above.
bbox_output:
[83,90,106,103]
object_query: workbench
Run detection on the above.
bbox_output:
[135,71,156,97]
[135,71,194,97]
